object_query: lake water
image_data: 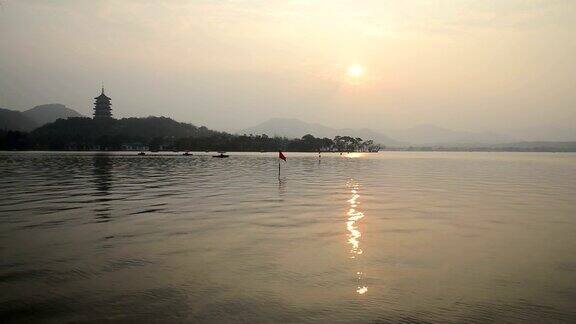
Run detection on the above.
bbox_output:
[1,151,576,322]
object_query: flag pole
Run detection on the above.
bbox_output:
[278,150,286,179]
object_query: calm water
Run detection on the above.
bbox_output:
[1,151,576,322]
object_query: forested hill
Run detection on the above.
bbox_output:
[29,116,220,149]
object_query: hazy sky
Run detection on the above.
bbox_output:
[0,0,575,133]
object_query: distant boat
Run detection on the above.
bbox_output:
[137,152,146,156]
[212,153,229,158]
[183,152,192,156]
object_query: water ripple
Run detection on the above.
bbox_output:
[1,152,576,322]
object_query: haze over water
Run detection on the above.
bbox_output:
[1,152,576,322]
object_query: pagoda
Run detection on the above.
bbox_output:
[93,87,113,120]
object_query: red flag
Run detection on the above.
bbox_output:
[279,150,287,161]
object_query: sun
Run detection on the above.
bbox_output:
[347,64,365,78]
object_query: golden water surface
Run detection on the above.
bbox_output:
[1,151,576,322]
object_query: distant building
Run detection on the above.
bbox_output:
[122,143,149,151]
[93,87,113,120]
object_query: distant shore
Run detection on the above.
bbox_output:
[2,148,576,153]
[2,116,574,153]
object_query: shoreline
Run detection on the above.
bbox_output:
[1,150,575,154]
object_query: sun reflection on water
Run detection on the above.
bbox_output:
[345,152,364,158]
[346,180,367,295]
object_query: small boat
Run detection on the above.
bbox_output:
[137,152,146,156]
[183,152,192,156]
[212,153,229,158]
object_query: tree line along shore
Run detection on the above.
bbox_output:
[0,116,381,152]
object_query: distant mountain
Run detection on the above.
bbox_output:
[391,141,576,152]
[240,118,401,145]
[507,125,576,142]
[22,104,83,125]
[0,108,39,131]
[387,124,514,145]
[240,118,333,138]
[490,141,576,151]
[0,104,83,132]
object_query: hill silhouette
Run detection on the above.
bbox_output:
[0,104,83,131]
[242,118,521,146]
[240,118,400,145]
[31,116,219,149]
[0,108,39,131]
[387,124,513,145]
[23,104,83,125]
